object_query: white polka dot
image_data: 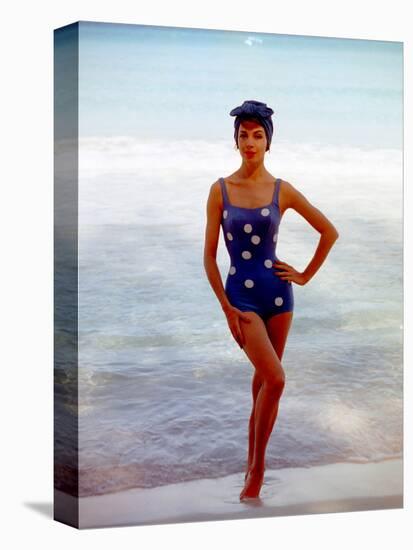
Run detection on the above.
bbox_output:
[223,210,228,219]
[244,279,254,288]
[264,259,273,268]
[229,266,236,275]
[273,233,278,242]
[261,208,270,216]
[244,223,252,233]
[275,297,283,306]
[241,251,252,259]
[227,232,233,241]
[251,235,260,245]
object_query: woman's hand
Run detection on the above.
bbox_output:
[223,304,252,349]
[273,261,308,286]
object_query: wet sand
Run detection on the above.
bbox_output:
[55,458,403,529]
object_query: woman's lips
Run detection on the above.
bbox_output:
[245,151,255,156]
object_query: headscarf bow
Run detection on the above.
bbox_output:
[229,100,275,151]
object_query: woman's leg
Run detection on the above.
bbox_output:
[245,311,293,479]
[245,371,263,478]
[263,311,293,443]
[238,312,287,499]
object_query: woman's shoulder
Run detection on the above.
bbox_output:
[278,177,300,194]
[210,177,224,194]
[277,178,301,215]
[208,178,225,208]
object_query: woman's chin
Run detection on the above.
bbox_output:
[243,156,261,163]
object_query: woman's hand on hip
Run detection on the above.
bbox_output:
[273,260,308,285]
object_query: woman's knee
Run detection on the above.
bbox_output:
[262,366,286,397]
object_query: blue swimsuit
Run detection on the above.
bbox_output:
[220,177,294,322]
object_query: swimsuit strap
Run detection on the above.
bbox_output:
[219,177,230,207]
[274,178,281,206]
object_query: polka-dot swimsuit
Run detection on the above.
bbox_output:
[220,177,294,322]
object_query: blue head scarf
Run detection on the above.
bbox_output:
[230,100,275,151]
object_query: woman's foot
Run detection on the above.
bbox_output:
[240,467,265,500]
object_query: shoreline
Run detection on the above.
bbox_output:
[56,458,403,529]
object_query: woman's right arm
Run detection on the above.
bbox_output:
[203,180,233,313]
[203,181,251,348]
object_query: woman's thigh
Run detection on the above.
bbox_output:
[239,311,285,385]
[266,311,293,360]
[250,311,293,396]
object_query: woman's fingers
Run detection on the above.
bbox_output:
[228,316,241,348]
[240,312,252,323]
[226,307,250,348]
[274,262,291,273]
[273,261,294,280]
[274,268,288,277]
[231,326,243,348]
[233,317,242,348]
[233,316,246,348]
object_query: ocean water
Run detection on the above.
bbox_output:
[54,22,403,497]
[76,21,403,149]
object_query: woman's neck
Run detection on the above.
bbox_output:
[237,162,269,181]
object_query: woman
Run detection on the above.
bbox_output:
[203,100,339,500]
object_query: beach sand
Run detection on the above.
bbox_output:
[55,458,403,529]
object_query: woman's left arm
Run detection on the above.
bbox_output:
[274,180,339,285]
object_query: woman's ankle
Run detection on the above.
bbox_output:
[250,463,265,474]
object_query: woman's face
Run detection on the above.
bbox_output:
[237,120,268,161]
